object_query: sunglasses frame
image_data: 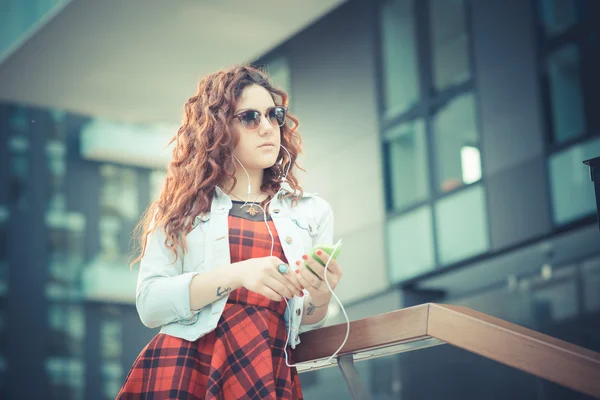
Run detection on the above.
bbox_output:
[233,106,288,130]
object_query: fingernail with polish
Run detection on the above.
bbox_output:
[302,254,308,260]
[295,260,301,266]
[316,249,322,256]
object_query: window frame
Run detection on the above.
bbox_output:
[538,0,600,153]
[536,0,600,229]
[374,0,491,280]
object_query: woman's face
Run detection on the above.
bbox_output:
[231,84,281,172]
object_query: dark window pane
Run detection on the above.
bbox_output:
[549,137,600,224]
[384,119,429,210]
[46,357,85,400]
[430,0,471,91]
[547,44,586,143]
[379,0,420,118]
[539,0,585,37]
[582,257,600,314]
[101,318,123,399]
[432,92,481,193]
[0,206,7,296]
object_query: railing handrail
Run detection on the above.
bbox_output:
[294,303,600,399]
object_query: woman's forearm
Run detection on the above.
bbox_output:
[189,263,244,311]
[300,294,331,325]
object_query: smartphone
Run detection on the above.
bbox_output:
[305,239,343,278]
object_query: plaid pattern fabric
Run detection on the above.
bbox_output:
[117,214,304,399]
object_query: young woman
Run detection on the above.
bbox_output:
[117,65,343,399]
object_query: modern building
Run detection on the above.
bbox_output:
[0,0,598,399]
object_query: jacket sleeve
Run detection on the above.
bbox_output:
[299,196,334,333]
[135,223,201,329]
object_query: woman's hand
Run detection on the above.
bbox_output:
[294,249,343,304]
[233,256,304,302]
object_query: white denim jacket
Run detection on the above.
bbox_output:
[135,182,333,349]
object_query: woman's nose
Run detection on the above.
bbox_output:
[258,114,273,135]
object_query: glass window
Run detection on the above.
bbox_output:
[380,0,420,119]
[100,165,139,221]
[429,0,471,91]
[549,137,600,224]
[387,206,435,282]
[48,304,84,358]
[101,317,123,399]
[46,357,84,400]
[82,165,140,302]
[546,44,586,144]
[435,184,489,265]
[0,206,7,296]
[539,0,585,37]
[384,119,429,210]
[45,128,66,215]
[582,257,600,313]
[8,107,30,212]
[0,355,5,398]
[102,362,123,400]
[46,212,85,300]
[433,92,481,193]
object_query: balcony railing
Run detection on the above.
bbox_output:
[295,303,600,399]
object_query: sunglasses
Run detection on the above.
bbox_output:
[233,106,287,130]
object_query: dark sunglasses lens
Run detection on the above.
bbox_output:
[268,107,286,127]
[240,111,260,129]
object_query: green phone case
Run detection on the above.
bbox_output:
[305,241,342,278]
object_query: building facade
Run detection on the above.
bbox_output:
[0,0,599,398]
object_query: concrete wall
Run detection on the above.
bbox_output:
[284,0,390,304]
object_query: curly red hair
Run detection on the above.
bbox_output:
[132,65,303,266]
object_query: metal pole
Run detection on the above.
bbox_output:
[337,355,372,400]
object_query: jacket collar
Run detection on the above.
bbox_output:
[278,181,317,198]
[214,182,316,200]
[201,182,316,221]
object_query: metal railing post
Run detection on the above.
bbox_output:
[337,354,372,400]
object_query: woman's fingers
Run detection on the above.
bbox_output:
[303,254,339,281]
[281,267,304,294]
[269,263,303,295]
[260,284,283,302]
[296,259,325,290]
[312,250,342,276]
[265,276,294,299]
[294,253,342,293]
[294,266,314,291]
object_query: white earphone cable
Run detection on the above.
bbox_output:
[233,148,350,369]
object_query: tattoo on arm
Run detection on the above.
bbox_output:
[216,286,232,297]
[306,300,329,316]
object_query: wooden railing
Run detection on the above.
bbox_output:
[295,303,600,399]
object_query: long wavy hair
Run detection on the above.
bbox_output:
[132,65,303,266]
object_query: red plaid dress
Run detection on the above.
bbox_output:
[117,204,304,399]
